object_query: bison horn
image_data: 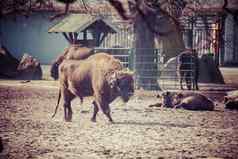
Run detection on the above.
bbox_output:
[120,68,134,75]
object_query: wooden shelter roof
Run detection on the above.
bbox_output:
[48,14,119,33]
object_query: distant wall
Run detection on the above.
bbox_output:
[224,14,238,66]
[0,12,68,64]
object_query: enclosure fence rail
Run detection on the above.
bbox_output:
[94,47,197,91]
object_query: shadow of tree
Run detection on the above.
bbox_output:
[114,121,194,128]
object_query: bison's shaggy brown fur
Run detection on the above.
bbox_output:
[173,92,215,111]
[156,91,215,111]
[50,45,94,80]
[52,53,134,123]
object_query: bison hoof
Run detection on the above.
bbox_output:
[91,118,96,122]
[64,117,72,122]
[109,119,114,124]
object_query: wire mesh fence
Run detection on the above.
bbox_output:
[94,48,198,91]
[94,47,132,68]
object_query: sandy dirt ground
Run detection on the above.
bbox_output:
[0,67,238,159]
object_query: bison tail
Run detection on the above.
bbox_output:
[52,89,61,118]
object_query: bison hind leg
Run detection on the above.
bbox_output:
[64,102,73,122]
[62,90,75,122]
[185,74,192,90]
[91,101,99,122]
[179,73,184,90]
[193,78,199,90]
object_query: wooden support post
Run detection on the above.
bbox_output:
[83,31,87,40]
[69,33,74,44]
[99,32,108,45]
[92,28,102,47]
[73,33,78,44]
[62,32,73,44]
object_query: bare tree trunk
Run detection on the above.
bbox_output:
[65,2,70,14]
[134,15,160,90]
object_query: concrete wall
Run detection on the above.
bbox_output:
[0,12,68,64]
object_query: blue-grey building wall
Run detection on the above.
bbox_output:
[0,12,68,64]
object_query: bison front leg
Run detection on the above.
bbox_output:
[95,95,113,123]
[102,104,113,123]
[179,72,184,90]
[185,72,192,90]
[193,74,199,90]
[91,101,99,122]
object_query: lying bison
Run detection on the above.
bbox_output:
[156,91,215,111]
[17,54,42,80]
[173,92,215,111]
[52,53,134,123]
[156,91,174,108]
[177,49,199,90]
[50,45,93,80]
[224,90,238,110]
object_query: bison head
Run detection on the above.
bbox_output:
[17,54,40,71]
[16,54,42,80]
[109,70,134,102]
[50,56,64,80]
[50,62,60,80]
[172,92,185,105]
[157,91,181,107]
[161,91,174,107]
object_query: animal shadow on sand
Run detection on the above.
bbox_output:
[114,121,194,128]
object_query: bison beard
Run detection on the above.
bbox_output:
[52,53,134,123]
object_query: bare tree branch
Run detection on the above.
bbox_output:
[107,0,185,36]
[108,0,135,20]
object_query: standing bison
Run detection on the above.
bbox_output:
[177,49,199,90]
[50,45,94,80]
[52,53,134,123]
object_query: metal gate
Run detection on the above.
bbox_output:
[94,48,197,91]
[181,15,222,65]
